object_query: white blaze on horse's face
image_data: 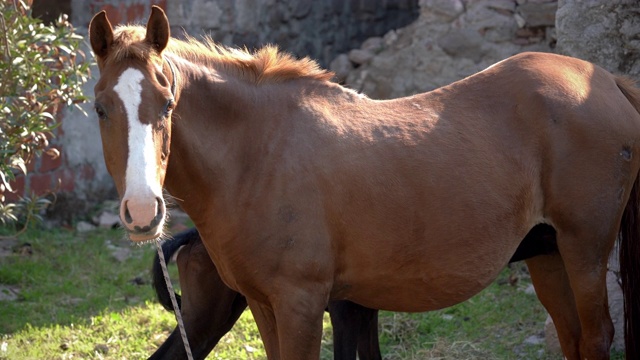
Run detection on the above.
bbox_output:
[113,67,166,241]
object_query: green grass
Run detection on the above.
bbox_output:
[0,226,625,359]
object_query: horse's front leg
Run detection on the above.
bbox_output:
[247,299,281,359]
[273,290,326,360]
[248,290,326,360]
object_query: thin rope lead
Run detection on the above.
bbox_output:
[155,240,194,360]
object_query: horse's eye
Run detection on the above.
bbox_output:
[163,99,175,117]
[95,104,107,120]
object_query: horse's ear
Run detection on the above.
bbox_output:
[145,5,170,53]
[89,10,114,59]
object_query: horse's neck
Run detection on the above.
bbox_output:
[163,57,281,224]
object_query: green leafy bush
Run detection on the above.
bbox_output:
[0,0,92,232]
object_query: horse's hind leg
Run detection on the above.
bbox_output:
[556,228,615,360]
[526,252,581,359]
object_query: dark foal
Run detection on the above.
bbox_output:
[149,228,381,360]
[149,226,557,360]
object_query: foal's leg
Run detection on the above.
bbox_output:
[329,300,381,360]
[356,306,381,360]
[328,301,359,360]
[179,243,248,359]
[526,252,581,359]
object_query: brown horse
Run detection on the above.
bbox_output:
[89,6,640,359]
[150,223,558,359]
[150,228,381,360]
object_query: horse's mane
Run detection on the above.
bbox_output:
[108,25,334,84]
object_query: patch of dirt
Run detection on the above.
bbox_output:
[0,237,18,258]
[0,237,33,259]
[0,284,21,302]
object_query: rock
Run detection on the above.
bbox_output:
[0,238,17,258]
[13,242,33,256]
[606,270,625,351]
[106,240,131,262]
[130,276,146,285]
[97,211,120,229]
[76,221,96,233]
[419,0,465,20]
[108,245,131,263]
[514,13,526,28]
[0,285,20,302]
[523,334,545,345]
[329,54,353,83]
[437,28,486,63]
[517,2,557,26]
[521,283,536,295]
[383,30,398,47]
[360,37,383,53]
[94,344,109,355]
[544,316,562,354]
[348,49,374,65]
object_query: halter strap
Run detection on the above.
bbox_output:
[164,55,177,98]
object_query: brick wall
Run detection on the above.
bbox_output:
[5,0,167,206]
[4,112,77,203]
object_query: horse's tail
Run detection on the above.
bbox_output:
[617,75,640,360]
[152,228,199,311]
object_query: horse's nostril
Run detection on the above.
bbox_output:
[124,205,133,224]
[149,197,165,228]
[155,197,165,217]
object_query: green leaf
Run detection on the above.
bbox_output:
[0,0,94,231]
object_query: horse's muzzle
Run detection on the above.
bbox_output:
[120,196,166,241]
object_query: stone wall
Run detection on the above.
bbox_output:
[165,0,419,67]
[71,0,420,68]
[338,0,558,99]
[337,0,639,100]
[556,0,640,77]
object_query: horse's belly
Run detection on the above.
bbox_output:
[338,260,504,312]
[333,227,524,312]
